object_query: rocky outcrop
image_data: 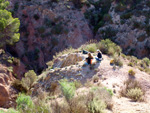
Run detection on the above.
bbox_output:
[53,53,84,68]
[0,84,9,107]
[0,64,16,108]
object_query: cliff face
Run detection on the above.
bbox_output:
[6,0,150,74]
[95,0,150,58]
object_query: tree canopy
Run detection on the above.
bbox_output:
[0,0,20,48]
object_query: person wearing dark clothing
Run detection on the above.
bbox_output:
[95,50,102,61]
[85,52,93,65]
[97,52,102,59]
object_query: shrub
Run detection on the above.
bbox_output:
[33,14,40,20]
[115,3,126,12]
[97,39,122,56]
[142,57,150,66]
[126,88,143,101]
[14,2,19,11]
[21,70,37,91]
[51,23,63,35]
[0,1,20,48]
[120,79,144,101]
[104,87,113,96]
[44,18,52,27]
[13,58,20,66]
[0,108,19,113]
[12,79,28,93]
[128,69,135,76]
[84,43,97,53]
[88,97,106,113]
[120,12,132,20]
[59,79,76,101]
[103,14,112,22]
[16,93,34,111]
[90,87,113,110]
[74,80,82,89]
[133,21,142,29]
[128,62,134,67]
[37,26,46,34]
[100,27,117,40]
[113,57,123,67]
[127,56,138,67]
[49,82,58,94]
[7,108,19,113]
[137,34,147,42]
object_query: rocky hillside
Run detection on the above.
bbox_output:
[31,48,150,113]
[4,0,150,75]
[6,0,93,74]
[0,40,150,112]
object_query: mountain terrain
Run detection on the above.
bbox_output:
[0,0,150,112]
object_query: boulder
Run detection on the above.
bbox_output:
[53,53,83,68]
[0,84,9,107]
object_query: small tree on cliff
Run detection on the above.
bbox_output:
[0,0,20,48]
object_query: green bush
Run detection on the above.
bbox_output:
[112,57,123,67]
[120,79,144,101]
[16,93,34,111]
[142,57,150,66]
[84,43,97,53]
[88,97,106,113]
[126,88,143,101]
[97,39,122,56]
[59,79,76,101]
[100,27,117,40]
[13,58,20,66]
[0,0,9,10]
[12,79,28,93]
[90,87,113,110]
[128,69,135,76]
[104,87,113,96]
[0,108,19,113]
[0,0,20,48]
[128,62,134,67]
[84,0,112,33]
[21,70,37,91]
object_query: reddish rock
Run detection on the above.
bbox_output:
[0,84,9,107]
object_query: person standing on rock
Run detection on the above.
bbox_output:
[95,50,102,61]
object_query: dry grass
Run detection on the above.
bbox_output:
[120,79,145,101]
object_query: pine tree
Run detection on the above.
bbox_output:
[0,0,20,48]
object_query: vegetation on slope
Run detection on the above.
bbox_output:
[0,0,20,48]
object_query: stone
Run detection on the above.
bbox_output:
[0,84,9,107]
